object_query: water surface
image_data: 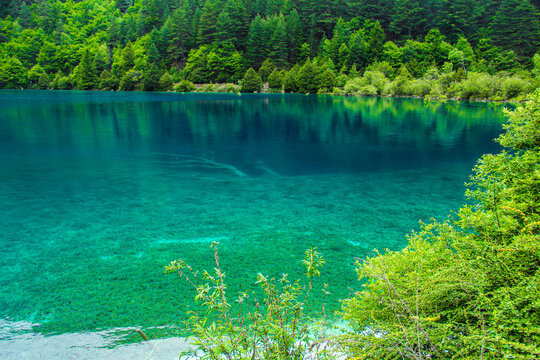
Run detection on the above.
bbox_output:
[0,91,505,344]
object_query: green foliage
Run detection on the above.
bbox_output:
[0,0,538,97]
[98,69,119,90]
[258,59,276,82]
[174,79,195,92]
[240,67,262,93]
[342,90,540,359]
[267,69,283,90]
[142,63,162,91]
[119,69,143,91]
[159,71,173,91]
[75,48,98,90]
[0,57,27,88]
[166,243,337,359]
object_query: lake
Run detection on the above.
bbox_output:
[0,91,506,352]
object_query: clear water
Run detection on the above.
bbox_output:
[0,90,505,342]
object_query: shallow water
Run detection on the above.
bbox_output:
[0,91,505,344]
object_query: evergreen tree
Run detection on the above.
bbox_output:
[241,67,263,92]
[298,42,310,64]
[286,9,303,64]
[282,64,299,92]
[246,15,268,67]
[490,0,540,58]
[296,58,319,93]
[269,14,288,67]
[0,57,27,89]
[159,71,174,90]
[267,68,283,89]
[98,69,119,90]
[197,0,221,45]
[215,11,236,45]
[37,41,60,74]
[76,48,98,90]
[140,0,165,34]
[146,39,161,65]
[116,0,133,13]
[143,63,163,90]
[223,0,249,50]
[258,59,276,81]
[93,44,110,73]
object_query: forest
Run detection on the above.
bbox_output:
[0,0,539,99]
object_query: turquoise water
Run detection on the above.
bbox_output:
[0,91,505,342]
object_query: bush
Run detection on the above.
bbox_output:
[342,90,540,359]
[458,72,493,100]
[343,77,364,95]
[408,79,431,97]
[501,76,532,99]
[357,84,378,96]
[174,79,196,92]
[362,70,389,94]
[166,244,339,359]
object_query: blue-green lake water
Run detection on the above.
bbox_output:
[0,91,506,345]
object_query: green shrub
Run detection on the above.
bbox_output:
[501,76,532,99]
[174,79,196,92]
[458,72,493,100]
[362,70,389,94]
[342,90,540,359]
[408,79,431,97]
[166,244,339,359]
[343,77,364,95]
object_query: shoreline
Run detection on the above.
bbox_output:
[0,320,191,360]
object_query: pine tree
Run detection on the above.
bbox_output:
[246,15,268,67]
[224,0,249,50]
[197,0,221,45]
[241,67,263,92]
[258,59,276,81]
[286,9,303,64]
[77,48,98,90]
[215,11,236,45]
[269,14,288,67]
[490,0,540,58]
[140,0,165,34]
[267,68,283,89]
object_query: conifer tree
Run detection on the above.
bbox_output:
[224,0,249,50]
[240,67,262,92]
[269,14,288,67]
[490,0,540,58]
[197,0,221,45]
[286,9,303,64]
[76,48,98,90]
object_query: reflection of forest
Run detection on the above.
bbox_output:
[1,92,506,152]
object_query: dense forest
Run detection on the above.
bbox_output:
[0,0,539,99]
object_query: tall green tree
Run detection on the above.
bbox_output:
[223,0,249,49]
[241,67,262,92]
[197,0,221,45]
[76,48,98,90]
[490,0,540,58]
